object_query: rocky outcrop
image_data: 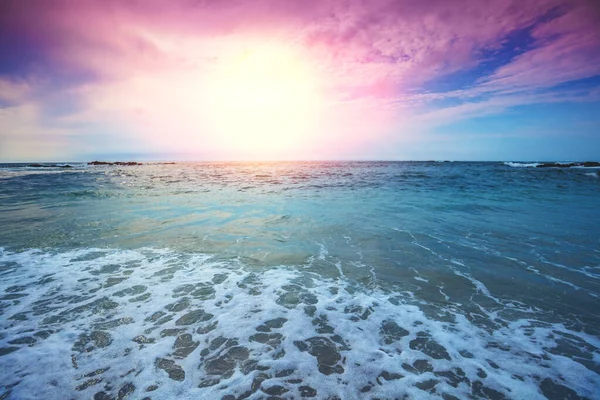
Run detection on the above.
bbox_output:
[88,161,143,166]
[536,161,600,168]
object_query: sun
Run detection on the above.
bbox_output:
[204,43,323,158]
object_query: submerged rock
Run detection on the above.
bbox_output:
[540,378,585,400]
[294,337,344,375]
[173,333,199,358]
[0,347,19,356]
[75,378,103,391]
[117,382,135,399]
[8,336,36,346]
[72,331,112,352]
[409,332,451,360]
[380,320,409,344]
[175,309,213,325]
[203,344,249,377]
[132,335,155,344]
[155,358,185,381]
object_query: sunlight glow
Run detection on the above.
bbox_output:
[204,44,323,157]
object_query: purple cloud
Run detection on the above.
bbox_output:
[0,0,598,160]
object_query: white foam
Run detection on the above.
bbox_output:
[0,247,598,400]
[504,162,541,168]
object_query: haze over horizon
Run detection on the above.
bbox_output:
[1,0,599,162]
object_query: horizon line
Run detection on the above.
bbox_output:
[2,159,600,164]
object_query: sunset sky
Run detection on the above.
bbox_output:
[1,0,599,162]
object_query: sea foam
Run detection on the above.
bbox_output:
[503,162,541,168]
[1,248,598,400]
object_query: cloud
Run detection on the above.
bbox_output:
[0,0,599,160]
[4,0,586,89]
[0,79,32,104]
[0,103,72,161]
[479,0,600,92]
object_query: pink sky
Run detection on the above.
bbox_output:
[1,0,599,161]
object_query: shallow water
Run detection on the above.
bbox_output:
[0,161,599,399]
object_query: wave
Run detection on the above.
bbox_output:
[505,161,600,169]
[503,162,541,168]
[0,247,598,400]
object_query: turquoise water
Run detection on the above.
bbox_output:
[0,161,599,399]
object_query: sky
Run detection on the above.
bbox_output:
[1,0,599,162]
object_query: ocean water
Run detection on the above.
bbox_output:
[0,161,599,400]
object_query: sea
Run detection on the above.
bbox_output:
[0,161,599,400]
